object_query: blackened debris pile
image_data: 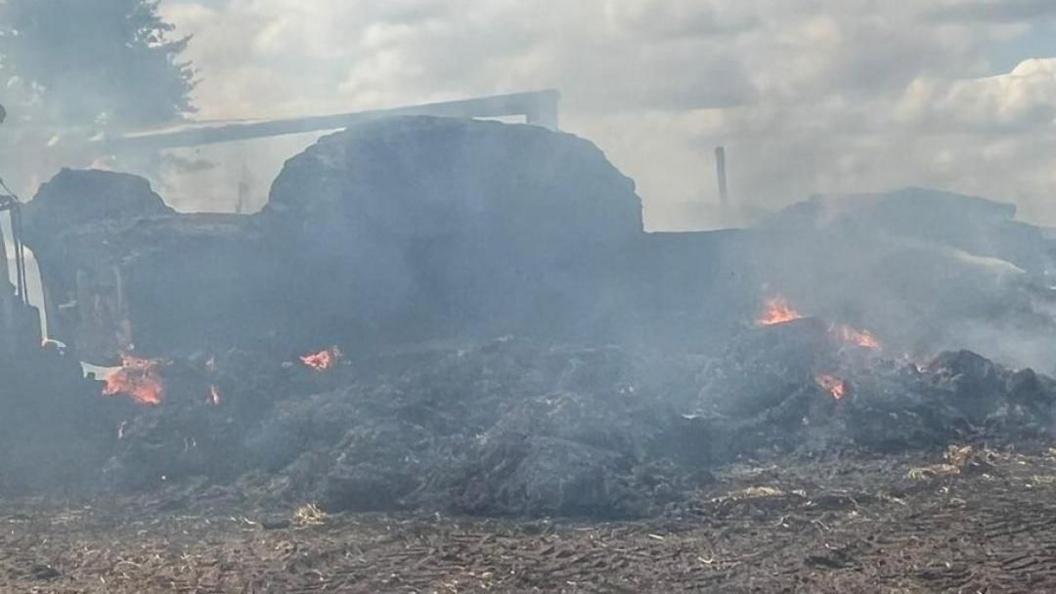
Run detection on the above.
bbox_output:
[745,188,1056,369]
[103,341,689,518]
[8,116,1056,519]
[95,332,1056,519]
[689,320,1056,462]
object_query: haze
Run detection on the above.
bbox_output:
[162,0,1056,228]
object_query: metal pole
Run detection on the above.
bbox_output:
[715,146,729,208]
[12,205,27,305]
[104,89,563,153]
[0,180,29,306]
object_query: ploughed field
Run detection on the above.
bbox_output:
[5,446,1056,593]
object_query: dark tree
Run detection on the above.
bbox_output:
[0,0,195,127]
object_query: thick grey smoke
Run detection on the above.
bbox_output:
[7,5,1056,559]
[158,0,1056,228]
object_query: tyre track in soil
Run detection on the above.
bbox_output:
[5,447,1056,592]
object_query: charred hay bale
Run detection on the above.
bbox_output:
[689,326,1056,457]
[261,116,643,341]
[840,364,965,451]
[23,168,174,252]
[908,350,1007,429]
[831,352,1056,451]
[920,351,1056,435]
[1006,368,1056,417]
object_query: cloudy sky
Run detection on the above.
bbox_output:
[160,0,1056,229]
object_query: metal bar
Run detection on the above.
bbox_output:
[715,146,729,208]
[12,206,27,305]
[104,89,562,153]
[0,192,29,306]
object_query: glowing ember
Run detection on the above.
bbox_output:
[208,385,222,406]
[757,296,804,326]
[300,346,343,372]
[102,355,165,406]
[815,374,847,400]
[829,324,881,349]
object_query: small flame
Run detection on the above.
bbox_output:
[300,346,343,372]
[102,355,165,406]
[815,374,847,400]
[757,296,804,326]
[829,324,881,349]
[208,385,222,406]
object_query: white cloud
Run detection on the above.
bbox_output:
[899,58,1056,131]
[929,0,1056,23]
[159,0,1056,228]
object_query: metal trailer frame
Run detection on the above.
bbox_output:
[0,192,28,306]
[99,89,561,153]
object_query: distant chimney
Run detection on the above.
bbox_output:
[715,146,729,208]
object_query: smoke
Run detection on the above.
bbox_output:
[0,1,1049,227]
[5,1,1056,520]
[2,2,1055,367]
[154,0,1056,228]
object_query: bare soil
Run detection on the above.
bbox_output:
[5,445,1056,593]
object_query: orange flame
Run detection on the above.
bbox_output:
[102,355,165,406]
[300,346,343,372]
[829,324,881,349]
[815,374,847,400]
[757,296,804,326]
[208,385,222,406]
